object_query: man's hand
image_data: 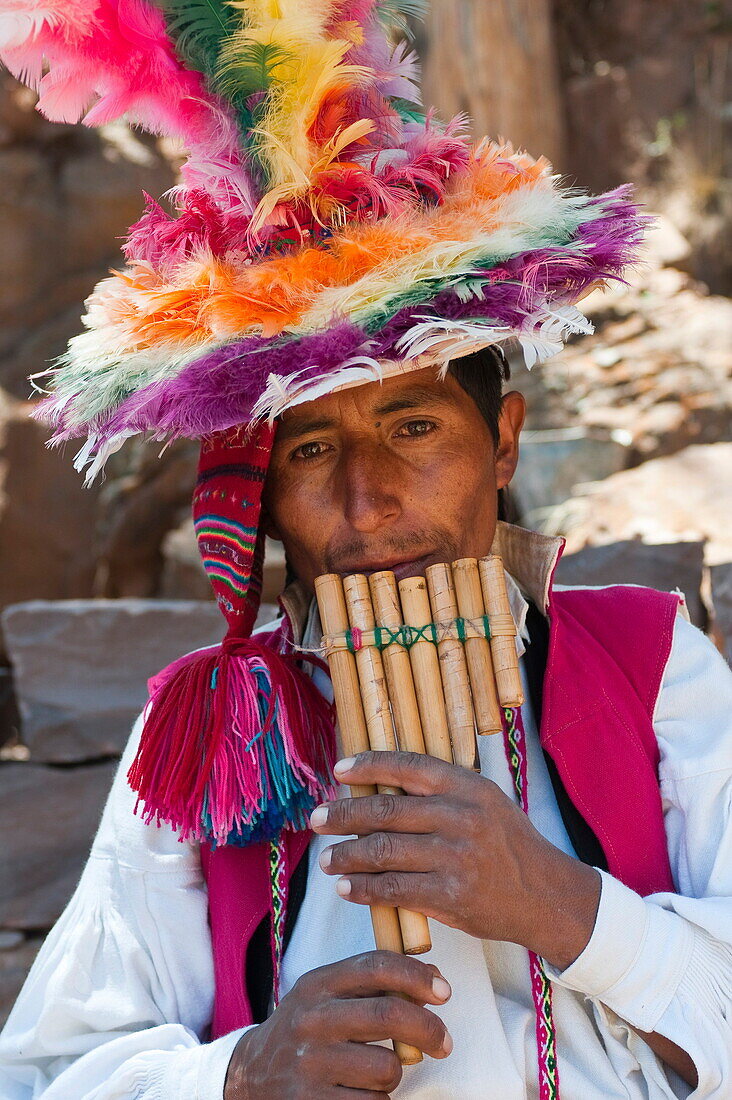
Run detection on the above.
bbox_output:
[311,751,601,970]
[224,952,453,1099]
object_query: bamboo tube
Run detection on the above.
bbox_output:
[315,574,423,1066]
[452,558,503,734]
[425,563,479,771]
[478,555,524,707]
[368,572,426,757]
[397,577,453,762]
[314,574,376,799]
[342,575,399,785]
[344,575,432,958]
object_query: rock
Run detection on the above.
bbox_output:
[710,564,732,662]
[160,521,213,601]
[2,599,227,762]
[161,521,288,606]
[554,0,730,293]
[0,74,55,145]
[0,666,20,749]
[556,540,706,627]
[510,268,732,465]
[0,78,173,399]
[511,427,629,529]
[0,761,116,929]
[542,443,732,568]
[0,396,100,656]
[0,931,23,950]
[95,440,199,598]
[645,215,692,269]
[0,933,45,1030]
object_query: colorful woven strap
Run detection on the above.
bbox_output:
[502,706,560,1100]
[269,835,288,1007]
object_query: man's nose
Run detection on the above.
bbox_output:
[341,442,401,533]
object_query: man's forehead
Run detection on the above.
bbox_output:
[275,372,461,442]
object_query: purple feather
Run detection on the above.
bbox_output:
[43,186,648,450]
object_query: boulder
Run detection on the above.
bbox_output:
[161,522,288,606]
[556,540,706,628]
[95,439,199,598]
[0,761,117,929]
[511,427,628,529]
[543,443,732,568]
[0,78,173,398]
[511,268,732,464]
[0,933,45,1030]
[2,600,226,762]
[0,396,100,654]
[710,563,732,662]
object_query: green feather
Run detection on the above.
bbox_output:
[155,0,275,186]
[375,0,429,38]
[155,0,239,77]
[388,96,427,125]
[216,40,296,101]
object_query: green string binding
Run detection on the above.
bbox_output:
[343,615,488,654]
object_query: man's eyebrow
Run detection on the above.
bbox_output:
[276,384,454,442]
[372,384,454,417]
[275,414,340,442]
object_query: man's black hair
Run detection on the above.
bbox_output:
[447,344,516,523]
[446,344,511,445]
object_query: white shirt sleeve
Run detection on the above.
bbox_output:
[0,713,251,1100]
[548,613,732,1098]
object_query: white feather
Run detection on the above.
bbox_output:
[250,356,384,423]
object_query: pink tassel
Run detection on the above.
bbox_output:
[128,637,337,846]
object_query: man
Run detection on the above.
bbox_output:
[2,353,731,1099]
[1,2,730,1097]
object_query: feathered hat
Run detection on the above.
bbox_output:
[1,0,646,846]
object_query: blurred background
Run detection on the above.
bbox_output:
[0,0,730,1024]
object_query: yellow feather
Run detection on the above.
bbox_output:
[221,0,374,189]
[249,117,376,233]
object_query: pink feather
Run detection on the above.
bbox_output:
[0,0,257,211]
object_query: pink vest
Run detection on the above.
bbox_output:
[196,584,680,1039]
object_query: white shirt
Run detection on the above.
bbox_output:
[1,565,731,1098]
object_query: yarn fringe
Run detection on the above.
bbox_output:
[127,637,337,846]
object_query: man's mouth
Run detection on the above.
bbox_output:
[336,553,435,582]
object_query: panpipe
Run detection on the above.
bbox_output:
[314,554,523,1066]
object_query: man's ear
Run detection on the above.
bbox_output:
[259,498,283,542]
[494,390,525,491]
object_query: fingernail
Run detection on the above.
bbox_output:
[442,1031,453,1056]
[336,878,352,897]
[319,847,332,871]
[310,805,328,828]
[334,756,356,776]
[432,976,452,1002]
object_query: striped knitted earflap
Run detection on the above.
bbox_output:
[193,422,273,638]
[127,421,337,847]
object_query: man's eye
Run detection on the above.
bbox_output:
[396,419,436,437]
[292,440,329,460]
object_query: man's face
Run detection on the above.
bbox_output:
[262,365,525,593]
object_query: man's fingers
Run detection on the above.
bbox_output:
[334,872,436,917]
[333,750,470,796]
[297,950,452,1005]
[311,791,448,837]
[327,1041,403,1091]
[324,997,452,1060]
[321,833,438,875]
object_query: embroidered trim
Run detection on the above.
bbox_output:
[503,706,560,1100]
